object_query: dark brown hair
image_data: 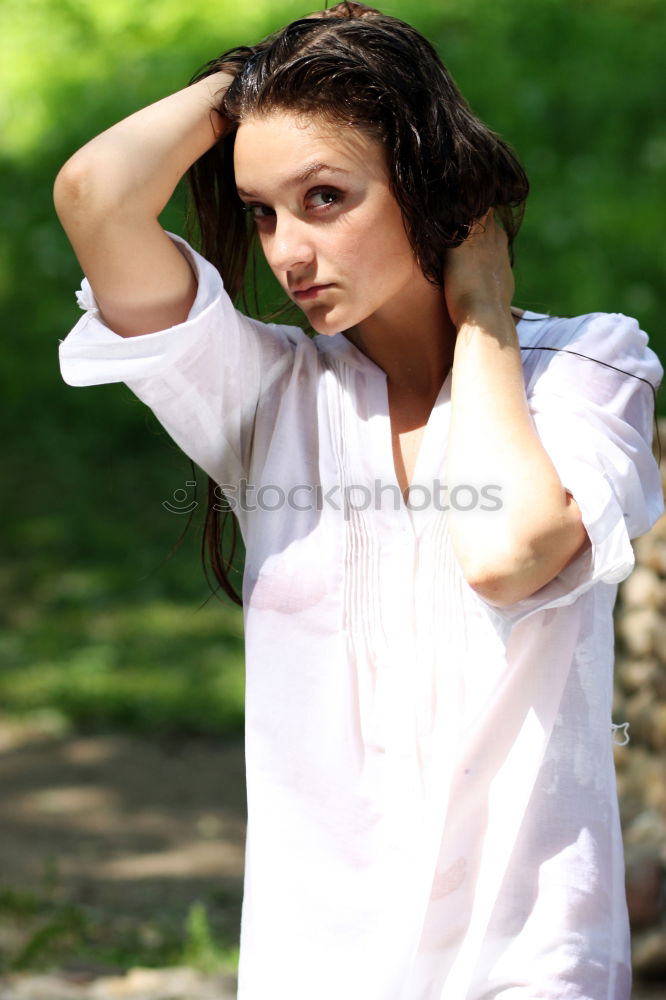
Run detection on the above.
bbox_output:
[187,1,530,605]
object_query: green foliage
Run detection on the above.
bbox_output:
[0,862,96,972]
[2,0,665,742]
[0,861,238,973]
[182,900,232,974]
[2,425,246,737]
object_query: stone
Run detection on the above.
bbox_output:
[633,926,666,978]
[0,968,238,1000]
[623,690,657,747]
[633,530,666,576]
[625,809,666,858]
[0,975,87,999]
[649,703,666,752]
[621,566,664,609]
[651,617,666,665]
[88,967,236,999]
[617,607,660,657]
[616,657,660,696]
[624,842,665,929]
[616,748,666,826]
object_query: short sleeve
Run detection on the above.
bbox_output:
[58,232,306,489]
[477,312,664,629]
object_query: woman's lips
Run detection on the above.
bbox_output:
[292,284,334,301]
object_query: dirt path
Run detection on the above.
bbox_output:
[0,720,245,993]
[0,720,663,999]
[0,728,246,914]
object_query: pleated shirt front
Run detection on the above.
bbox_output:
[59,234,664,1000]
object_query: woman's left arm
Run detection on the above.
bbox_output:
[445,212,590,607]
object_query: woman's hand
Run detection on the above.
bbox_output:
[443,210,515,330]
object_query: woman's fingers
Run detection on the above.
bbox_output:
[444,209,514,327]
[464,209,507,246]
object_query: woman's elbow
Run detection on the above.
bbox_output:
[54,155,96,218]
[461,524,592,609]
[463,559,532,608]
[54,151,124,228]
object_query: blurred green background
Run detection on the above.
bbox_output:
[1,0,665,978]
[2,0,665,739]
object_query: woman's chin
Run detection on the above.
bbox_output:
[300,308,344,338]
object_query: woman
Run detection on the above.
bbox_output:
[55,3,663,998]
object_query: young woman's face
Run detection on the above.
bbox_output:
[233,111,427,337]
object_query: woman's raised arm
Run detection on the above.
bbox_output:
[444,212,591,607]
[53,71,233,338]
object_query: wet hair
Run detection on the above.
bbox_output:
[186,2,530,605]
[189,1,528,298]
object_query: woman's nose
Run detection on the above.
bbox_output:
[266,215,315,272]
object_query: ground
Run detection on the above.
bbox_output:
[0,718,245,994]
[0,720,663,999]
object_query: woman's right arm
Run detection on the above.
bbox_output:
[53,71,233,338]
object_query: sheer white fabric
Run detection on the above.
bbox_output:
[59,234,664,1000]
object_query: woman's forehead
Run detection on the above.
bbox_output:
[233,111,387,194]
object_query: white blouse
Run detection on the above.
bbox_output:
[59,234,664,1000]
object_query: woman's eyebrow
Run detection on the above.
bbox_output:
[236,161,350,199]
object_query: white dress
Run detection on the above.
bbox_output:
[59,234,664,1000]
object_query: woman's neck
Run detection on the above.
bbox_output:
[344,274,455,398]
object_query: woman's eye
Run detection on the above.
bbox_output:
[241,189,341,222]
[243,203,275,220]
[307,189,340,210]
